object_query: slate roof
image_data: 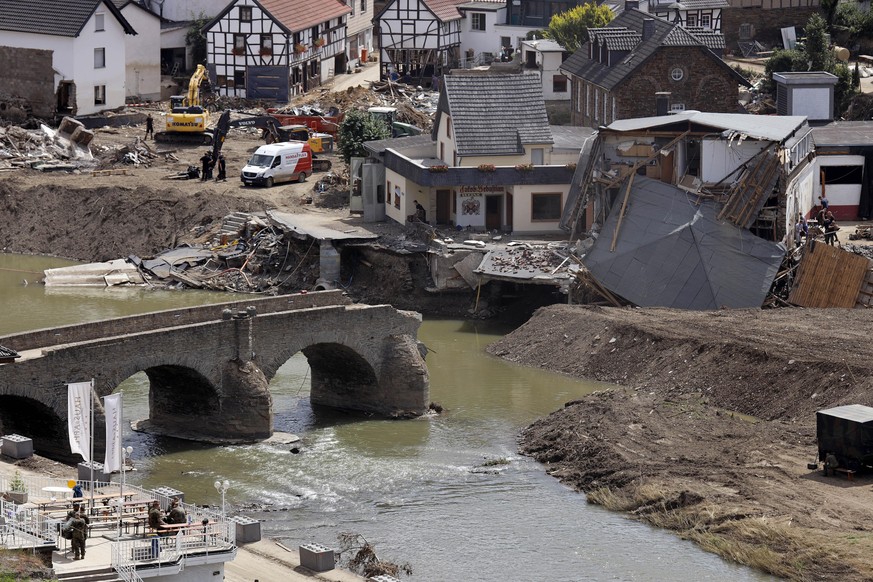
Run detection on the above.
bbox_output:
[0,0,136,37]
[560,8,744,90]
[436,74,552,157]
[685,27,725,51]
[207,0,350,34]
[112,0,160,19]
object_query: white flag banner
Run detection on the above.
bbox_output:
[103,393,122,472]
[67,381,92,461]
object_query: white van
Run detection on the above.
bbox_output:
[240,142,312,187]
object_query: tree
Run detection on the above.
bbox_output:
[546,3,613,53]
[802,13,835,72]
[337,109,392,164]
[186,13,210,68]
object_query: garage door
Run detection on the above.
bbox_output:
[247,66,289,102]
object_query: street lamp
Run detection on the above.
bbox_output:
[117,446,133,538]
[214,479,229,518]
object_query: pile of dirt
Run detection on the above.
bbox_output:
[488,305,873,580]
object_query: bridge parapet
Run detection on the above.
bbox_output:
[0,290,351,352]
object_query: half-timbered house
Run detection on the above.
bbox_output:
[204,0,351,102]
[375,0,464,85]
[648,0,728,33]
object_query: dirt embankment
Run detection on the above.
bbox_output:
[489,305,873,581]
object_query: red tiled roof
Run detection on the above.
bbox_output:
[258,0,351,33]
[422,0,465,21]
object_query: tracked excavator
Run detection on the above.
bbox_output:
[210,111,332,172]
[155,64,215,145]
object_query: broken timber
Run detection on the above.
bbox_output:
[717,147,779,228]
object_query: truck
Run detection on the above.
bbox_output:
[816,404,873,472]
[240,142,313,187]
[156,64,214,145]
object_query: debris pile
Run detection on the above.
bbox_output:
[0,117,94,171]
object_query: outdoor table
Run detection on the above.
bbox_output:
[42,486,72,500]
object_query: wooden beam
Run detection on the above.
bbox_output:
[610,171,635,252]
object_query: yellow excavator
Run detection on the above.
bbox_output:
[156,64,214,145]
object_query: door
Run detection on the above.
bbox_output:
[485,195,502,231]
[436,189,451,225]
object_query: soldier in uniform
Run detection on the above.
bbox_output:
[70,512,88,560]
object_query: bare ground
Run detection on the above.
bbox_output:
[488,305,873,581]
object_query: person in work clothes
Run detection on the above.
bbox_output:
[200,151,212,182]
[145,114,154,139]
[215,153,227,182]
[70,512,88,560]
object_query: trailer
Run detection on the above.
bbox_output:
[816,404,873,471]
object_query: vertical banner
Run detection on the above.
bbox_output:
[103,393,122,472]
[67,381,92,461]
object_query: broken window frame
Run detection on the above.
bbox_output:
[94,85,106,106]
[531,192,562,221]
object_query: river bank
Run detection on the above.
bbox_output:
[489,305,873,581]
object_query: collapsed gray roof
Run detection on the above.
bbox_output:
[583,177,784,310]
[606,111,808,142]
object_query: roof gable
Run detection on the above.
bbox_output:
[0,0,136,37]
[438,74,553,157]
[560,9,744,90]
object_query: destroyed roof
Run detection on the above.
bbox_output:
[206,0,351,34]
[812,121,873,147]
[582,176,784,310]
[363,134,435,156]
[0,345,20,360]
[523,39,566,52]
[435,74,553,156]
[0,0,137,36]
[605,111,808,142]
[559,9,744,90]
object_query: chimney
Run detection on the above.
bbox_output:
[625,0,640,9]
[642,18,655,41]
[655,92,671,116]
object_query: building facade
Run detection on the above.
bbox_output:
[204,0,351,101]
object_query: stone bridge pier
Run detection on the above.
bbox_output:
[0,292,429,460]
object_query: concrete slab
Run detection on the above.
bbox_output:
[267,210,379,241]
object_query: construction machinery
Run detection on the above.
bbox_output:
[210,111,332,172]
[156,64,214,145]
[367,106,422,138]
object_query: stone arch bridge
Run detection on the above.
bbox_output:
[0,291,429,461]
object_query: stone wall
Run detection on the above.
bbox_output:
[0,46,55,119]
[615,47,740,118]
[722,6,821,50]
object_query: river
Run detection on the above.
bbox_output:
[0,253,772,581]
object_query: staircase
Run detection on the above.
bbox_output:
[56,566,120,582]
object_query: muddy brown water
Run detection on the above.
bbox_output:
[1,253,773,580]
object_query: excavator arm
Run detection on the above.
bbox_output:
[187,64,207,107]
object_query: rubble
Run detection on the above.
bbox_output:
[0,117,95,171]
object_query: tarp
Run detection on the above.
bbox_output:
[583,177,785,310]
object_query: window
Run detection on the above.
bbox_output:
[440,142,445,161]
[685,14,697,27]
[233,35,246,55]
[95,13,104,32]
[739,23,753,40]
[349,0,355,17]
[700,14,711,28]
[94,48,105,69]
[670,103,685,113]
[234,69,246,89]
[531,193,562,221]
[552,74,567,93]
[670,67,684,81]
[446,117,451,138]
[94,85,106,106]
[240,6,252,22]
[361,0,367,12]
[531,148,544,165]
[471,13,486,31]
[216,75,227,87]
[260,34,272,55]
